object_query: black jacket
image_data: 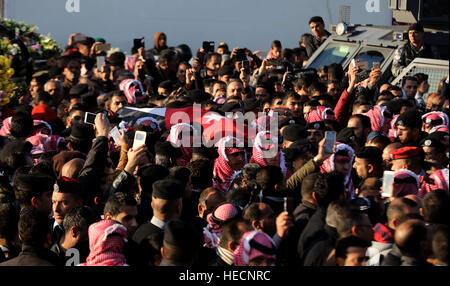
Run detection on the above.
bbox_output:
[209,253,233,267]
[391,42,437,77]
[400,255,433,267]
[304,31,331,58]
[297,206,327,264]
[303,225,338,266]
[132,221,165,266]
[78,136,109,215]
[381,244,402,266]
[0,246,56,266]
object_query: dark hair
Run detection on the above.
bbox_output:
[414,73,428,84]
[0,200,19,240]
[138,165,170,195]
[168,166,191,187]
[29,162,57,181]
[396,220,428,257]
[309,81,327,95]
[422,190,450,225]
[104,192,137,217]
[327,63,344,82]
[401,76,418,87]
[301,173,320,200]
[384,98,414,115]
[335,235,370,259]
[355,146,383,167]
[18,206,49,248]
[300,33,314,46]
[205,52,221,65]
[367,134,391,149]
[63,205,99,234]
[187,159,213,190]
[219,218,249,249]
[349,114,372,131]
[159,49,177,65]
[198,187,223,207]
[309,16,325,25]
[432,225,449,264]
[256,166,284,193]
[14,174,54,207]
[244,202,272,222]
[10,111,34,138]
[271,40,282,49]
[313,172,345,208]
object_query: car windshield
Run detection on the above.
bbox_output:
[308,42,358,69]
[354,46,393,70]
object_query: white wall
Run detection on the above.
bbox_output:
[7,0,392,55]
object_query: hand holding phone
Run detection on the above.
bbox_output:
[323,131,336,154]
[242,60,250,74]
[134,38,145,49]
[202,41,215,53]
[372,62,381,69]
[283,197,295,214]
[96,56,105,71]
[132,131,147,150]
[96,43,111,52]
[109,126,121,145]
[84,112,97,125]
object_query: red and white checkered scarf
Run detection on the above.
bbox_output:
[167,123,196,166]
[420,168,449,197]
[250,131,287,176]
[119,79,145,105]
[364,105,391,132]
[422,111,449,131]
[234,230,276,266]
[79,220,128,266]
[213,136,247,193]
[320,142,355,198]
[306,106,335,124]
[203,203,240,249]
[388,114,400,142]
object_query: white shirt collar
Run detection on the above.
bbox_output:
[150,216,166,230]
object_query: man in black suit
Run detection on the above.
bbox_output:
[159,219,202,266]
[132,179,184,265]
[0,207,56,266]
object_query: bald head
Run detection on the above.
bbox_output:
[395,219,428,258]
[61,158,85,179]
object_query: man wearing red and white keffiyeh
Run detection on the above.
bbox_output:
[166,123,200,167]
[213,136,247,193]
[320,143,355,199]
[79,220,128,266]
[250,131,287,177]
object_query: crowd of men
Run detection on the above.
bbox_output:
[0,16,448,267]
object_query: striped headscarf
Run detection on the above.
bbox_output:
[250,131,286,176]
[119,79,145,104]
[203,203,241,249]
[234,230,276,266]
[364,105,392,132]
[79,220,128,266]
[420,168,449,197]
[320,142,355,198]
[213,136,247,193]
[167,123,197,166]
[306,106,335,124]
